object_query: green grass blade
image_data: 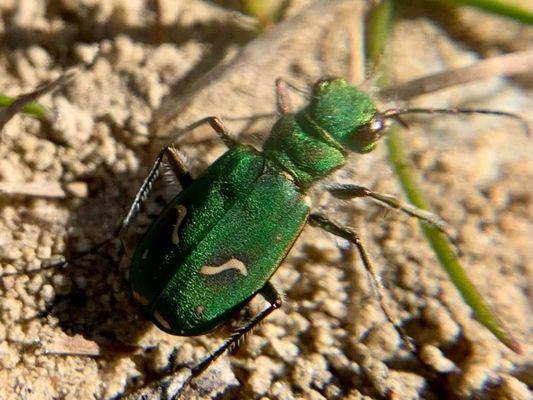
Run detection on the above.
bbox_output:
[367,0,521,353]
[433,0,533,25]
[387,129,521,353]
[242,0,286,29]
[367,0,393,80]
[0,94,49,119]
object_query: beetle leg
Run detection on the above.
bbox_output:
[117,146,172,236]
[274,78,312,114]
[115,144,195,256]
[86,140,198,249]
[326,183,461,255]
[167,116,237,148]
[121,144,193,234]
[177,282,282,394]
[275,78,293,114]
[308,213,417,355]
[164,145,193,188]
[130,283,281,399]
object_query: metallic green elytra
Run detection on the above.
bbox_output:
[130,146,309,335]
[129,78,380,336]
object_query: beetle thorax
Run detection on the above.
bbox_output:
[262,78,379,188]
[262,113,347,188]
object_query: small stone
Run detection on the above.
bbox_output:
[65,182,88,198]
[312,325,335,350]
[249,355,283,396]
[27,274,44,295]
[453,347,501,398]
[190,357,239,397]
[420,344,457,373]
[1,298,23,321]
[286,312,310,334]
[270,380,295,400]
[52,274,71,295]
[52,96,94,146]
[40,284,55,302]
[113,35,145,68]
[456,364,491,397]
[36,245,52,259]
[363,322,400,360]
[324,384,343,399]
[21,246,36,263]
[1,273,16,291]
[0,159,24,182]
[359,355,391,398]
[388,370,427,400]
[260,323,286,339]
[15,56,38,86]
[0,232,21,260]
[495,375,530,400]
[422,299,460,344]
[321,298,347,319]
[292,354,331,391]
[74,43,100,65]
[0,342,21,369]
[269,337,299,363]
[27,45,52,68]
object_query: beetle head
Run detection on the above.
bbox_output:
[307,77,386,154]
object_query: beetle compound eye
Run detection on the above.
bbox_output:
[343,120,383,154]
[370,118,385,132]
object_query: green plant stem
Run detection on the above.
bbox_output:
[0,94,48,119]
[434,0,533,25]
[367,0,521,353]
[242,0,286,29]
[387,129,521,352]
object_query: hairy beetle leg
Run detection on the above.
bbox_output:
[327,183,462,255]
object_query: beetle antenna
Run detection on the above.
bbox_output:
[382,107,531,136]
[282,79,312,97]
[388,114,410,129]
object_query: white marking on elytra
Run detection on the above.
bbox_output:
[132,291,149,306]
[142,249,149,259]
[281,170,295,182]
[171,204,187,245]
[154,311,171,330]
[199,258,248,277]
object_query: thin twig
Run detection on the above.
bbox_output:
[381,50,533,100]
[347,1,367,84]
[0,95,47,119]
[0,70,76,137]
[0,182,66,198]
[434,0,533,25]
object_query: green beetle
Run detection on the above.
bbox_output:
[103,77,524,394]
[128,78,381,336]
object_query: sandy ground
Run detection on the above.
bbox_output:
[0,0,532,399]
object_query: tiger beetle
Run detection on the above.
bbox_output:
[43,77,529,395]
